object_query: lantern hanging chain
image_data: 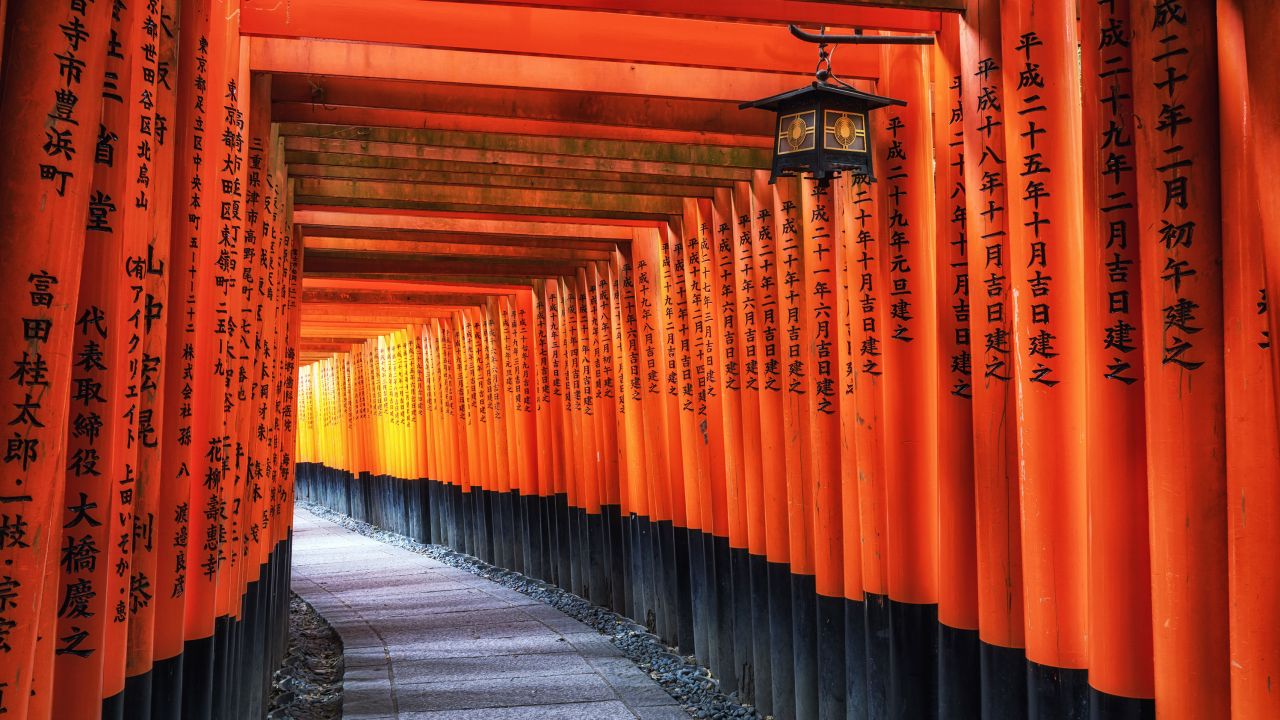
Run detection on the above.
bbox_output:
[813,28,860,93]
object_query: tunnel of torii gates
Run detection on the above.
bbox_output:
[1,0,1279,719]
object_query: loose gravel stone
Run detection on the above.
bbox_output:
[299,500,764,720]
[267,592,344,720]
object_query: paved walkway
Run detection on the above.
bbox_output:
[290,509,689,720]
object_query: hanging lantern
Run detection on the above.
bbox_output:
[741,26,926,185]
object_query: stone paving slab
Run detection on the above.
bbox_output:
[290,508,689,719]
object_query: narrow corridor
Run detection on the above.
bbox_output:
[290,509,689,719]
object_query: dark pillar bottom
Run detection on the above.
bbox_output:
[151,652,184,720]
[1027,660,1089,720]
[121,669,153,720]
[938,623,980,720]
[1088,685,1155,720]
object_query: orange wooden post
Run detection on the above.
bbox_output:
[877,39,942,718]
[799,179,846,720]
[696,196,734,687]
[597,260,627,612]
[831,175,870,715]
[658,222,692,650]
[709,190,751,696]
[612,248,643,620]
[1079,0,1156,711]
[667,208,711,666]
[749,171,796,714]
[125,1,183,710]
[53,0,157,714]
[1219,5,1280,716]
[632,227,685,648]
[1000,0,1090,709]
[1243,1,1280,398]
[958,1,1027,712]
[594,262,626,611]
[931,16,981,718]
[1131,2,1231,716]
[0,1,114,715]
[771,177,818,719]
[731,180,773,716]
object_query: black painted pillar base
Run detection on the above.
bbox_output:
[730,547,754,704]
[1027,660,1089,720]
[888,599,939,719]
[863,593,891,719]
[151,652,183,720]
[938,623,981,720]
[845,597,868,720]
[101,689,125,720]
[815,593,846,720]
[767,561,796,720]
[791,573,818,720]
[980,640,1029,720]
[1088,686,1155,720]
[748,554,773,718]
[181,635,215,720]
[122,668,153,720]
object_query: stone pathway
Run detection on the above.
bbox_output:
[290,509,690,719]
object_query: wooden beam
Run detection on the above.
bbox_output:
[283,137,754,181]
[299,227,622,252]
[286,163,718,198]
[448,0,947,28]
[294,209,638,240]
[272,104,773,148]
[271,75,772,136]
[294,177,683,220]
[283,150,733,187]
[302,289,495,305]
[303,236,616,262]
[239,0,887,72]
[248,37,829,101]
[278,123,771,169]
[301,276,537,293]
[304,272,548,284]
[303,250,587,277]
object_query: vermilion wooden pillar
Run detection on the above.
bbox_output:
[1080,0,1156,714]
[748,172,797,717]
[183,4,237,718]
[958,0,1027,714]
[661,222,691,649]
[799,179,845,720]
[830,175,867,718]
[931,17,981,719]
[1219,6,1280,716]
[125,1,183,714]
[1131,2,1230,717]
[0,1,114,716]
[52,1,154,716]
[877,40,942,720]
[731,180,773,716]
[709,191,752,698]
[1000,0,1089,712]
[772,177,818,720]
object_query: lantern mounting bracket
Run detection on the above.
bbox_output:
[788,25,936,46]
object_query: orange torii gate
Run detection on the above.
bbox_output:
[2,1,1279,719]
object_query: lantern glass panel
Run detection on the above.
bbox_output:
[824,110,867,153]
[777,110,816,155]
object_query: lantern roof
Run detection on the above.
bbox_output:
[738,81,906,112]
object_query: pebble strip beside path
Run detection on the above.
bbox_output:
[290,508,691,720]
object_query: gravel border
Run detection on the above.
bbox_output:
[267,592,344,720]
[298,500,763,720]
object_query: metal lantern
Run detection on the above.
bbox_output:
[741,25,927,185]
[741,83,903,184]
